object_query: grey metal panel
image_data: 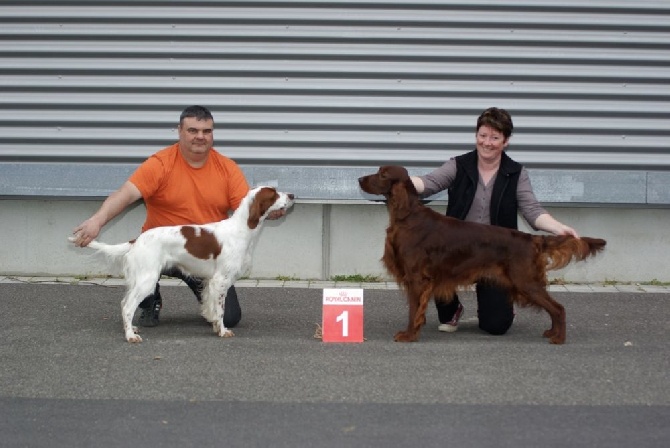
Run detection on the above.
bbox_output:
[0,162,137,198]
[0,0,669,201]
[647,172,670,205]
[0,161,655,207]
[527,170,647,204]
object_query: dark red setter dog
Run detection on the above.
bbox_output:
[358,165,606,344]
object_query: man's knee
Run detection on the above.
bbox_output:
[222,286,241,328]
[222,307,241,328]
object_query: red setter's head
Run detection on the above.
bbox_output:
[358,165,417,219]
[358,165,411,195]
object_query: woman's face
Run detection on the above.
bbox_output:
[475,124,509,164]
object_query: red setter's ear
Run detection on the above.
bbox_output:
[388,181,412,220]
[380,165,409,184]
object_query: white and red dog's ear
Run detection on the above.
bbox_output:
[247,187,295,228]
[248,187,279,229]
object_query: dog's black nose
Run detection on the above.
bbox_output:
[288,193,295,200]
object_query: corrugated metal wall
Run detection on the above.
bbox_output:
[1,0,669,174]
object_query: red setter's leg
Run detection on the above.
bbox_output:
[540,294,566,344]
[395,284,431,342]
[518,286,566,344]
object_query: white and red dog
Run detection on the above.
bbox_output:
[69,186,294,343]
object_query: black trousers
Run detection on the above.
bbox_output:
[139,267,242,328]
[435,281,514,335]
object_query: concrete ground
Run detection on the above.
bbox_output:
[1,277,669,447]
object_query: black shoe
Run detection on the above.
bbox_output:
[138,286,162,327]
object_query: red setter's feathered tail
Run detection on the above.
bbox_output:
[538,236,606,271]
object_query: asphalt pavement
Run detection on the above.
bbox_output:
[1,280,669,447]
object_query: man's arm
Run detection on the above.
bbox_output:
[72,181,143,246]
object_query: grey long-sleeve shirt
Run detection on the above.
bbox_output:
[419,158,547,229]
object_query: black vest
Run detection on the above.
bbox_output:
[445,150,522,230]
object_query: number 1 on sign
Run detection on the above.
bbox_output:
[321,288,363,343]
[336,310,349,337]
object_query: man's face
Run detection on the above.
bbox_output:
[178,117,214,157]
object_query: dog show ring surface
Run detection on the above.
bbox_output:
[321,288,364,343]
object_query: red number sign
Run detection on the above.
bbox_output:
[322,288,364,343]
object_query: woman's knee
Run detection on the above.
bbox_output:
[476,282,514,335]
[478,313,514,335]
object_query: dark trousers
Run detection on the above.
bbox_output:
[139,267,242,328]
[435,281,514,335]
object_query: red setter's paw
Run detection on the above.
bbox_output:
[394,330,419,342]
[549,334,566,344]
[543,328,557,339]
[543,329,565,344]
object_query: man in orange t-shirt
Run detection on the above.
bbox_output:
[72,105,259,328]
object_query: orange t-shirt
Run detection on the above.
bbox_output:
[129,143,250,232]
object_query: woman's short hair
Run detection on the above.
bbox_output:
[477,107,513,139]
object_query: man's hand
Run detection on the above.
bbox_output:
[72,217,103,247]
[267,209,287,220]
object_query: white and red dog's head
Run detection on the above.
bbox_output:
[246,186,295,229]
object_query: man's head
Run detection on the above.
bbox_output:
[179,105,214,125]
[178,105,215,165]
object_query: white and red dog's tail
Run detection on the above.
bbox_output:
[87,239,133,258]
[68,236,132,258]
[68,236,133,272]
